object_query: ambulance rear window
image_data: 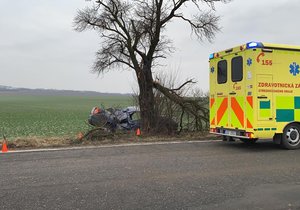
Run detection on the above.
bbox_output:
[217,60,227,84]
[231,56,243,82]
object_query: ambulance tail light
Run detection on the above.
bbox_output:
[245,132,255,138]
[246,42,263,49]
[210,128,217,133]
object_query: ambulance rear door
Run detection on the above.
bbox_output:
[215,58,229,128]
[227,54,246,131]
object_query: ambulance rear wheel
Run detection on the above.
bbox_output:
[281,123,300,150]
[239,138,257,144]
[222,136,235,141]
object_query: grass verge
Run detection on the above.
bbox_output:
[3,132,220,150]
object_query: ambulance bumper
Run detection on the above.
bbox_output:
[210,127,255,139]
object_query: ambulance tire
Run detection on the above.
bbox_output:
[222,136,235,142]
[281,123,300,150]
[239,138,257,144]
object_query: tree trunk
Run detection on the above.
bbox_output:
[137,61,156,133]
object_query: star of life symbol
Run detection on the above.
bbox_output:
[247,58,252,66]
[211,67,215,73]
[289,62,300,76]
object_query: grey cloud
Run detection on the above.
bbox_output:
[0,0,299,93]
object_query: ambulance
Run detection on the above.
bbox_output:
[209,41,300,149]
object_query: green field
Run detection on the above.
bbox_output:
[0,94,132,138]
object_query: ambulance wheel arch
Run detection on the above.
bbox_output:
[281,122,300,149]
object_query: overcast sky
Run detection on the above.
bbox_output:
[0,0,299,93]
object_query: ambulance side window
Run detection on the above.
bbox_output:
[231,56,243,82]
[217,60,227,84]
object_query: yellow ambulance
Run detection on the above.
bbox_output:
[209,41,300,149]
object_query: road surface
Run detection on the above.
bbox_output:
[1,140,300,209]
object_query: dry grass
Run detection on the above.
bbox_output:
[2,132,220,150]
[6,137,73,149]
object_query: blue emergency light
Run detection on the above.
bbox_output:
[246,42,264,49]
[209,53,214,60]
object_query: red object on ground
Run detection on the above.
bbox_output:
[77,132,84,140]
[136,128,141,136]
[2,140,8,153]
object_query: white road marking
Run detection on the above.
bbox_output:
[0,140,222,154]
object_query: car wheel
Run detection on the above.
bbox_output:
[281,123,300,150]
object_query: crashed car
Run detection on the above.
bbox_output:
[88,106,140,132]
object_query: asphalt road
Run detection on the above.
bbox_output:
[1,140,300,210]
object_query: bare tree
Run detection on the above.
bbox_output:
[153,72,209,133]
[74,0,228,133]
[153,79,209,131]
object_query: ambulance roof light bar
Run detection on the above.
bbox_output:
[246,42,264,49]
